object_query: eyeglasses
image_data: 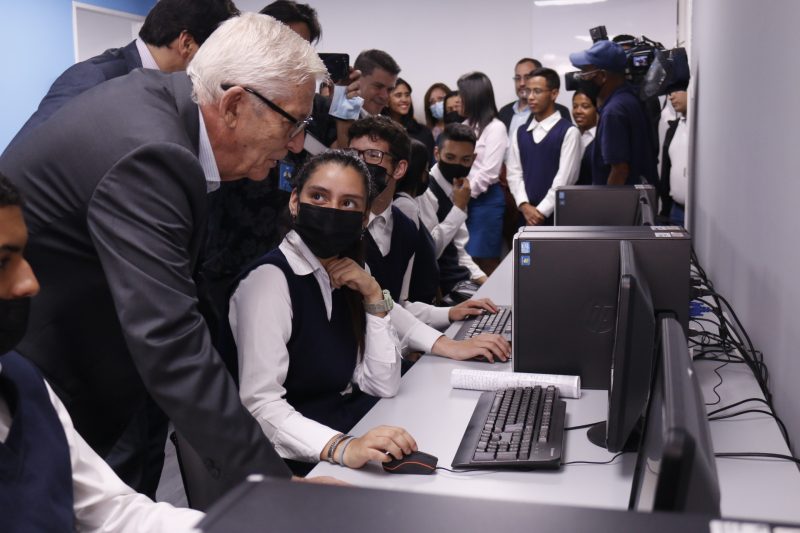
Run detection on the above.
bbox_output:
[512,71,537,83]
[221,84,312,139]
[574,69,603,81]
[520,88,552,97]
[347,148,396,166]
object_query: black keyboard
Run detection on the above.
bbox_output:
[452,386,565,469]
[453,306,512,342]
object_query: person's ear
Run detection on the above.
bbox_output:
[289,189,299,218]
[178,31,198,61]
[551,88,560,102]
[433,146,440,162]
[392,160,408,181]
[219,86,245,128]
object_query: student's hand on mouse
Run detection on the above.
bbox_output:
[432,334,511,363]
[452,178,471,211]
[448,298,499,322]
[520,202,545,226]
[325,257,383,302]
[343,426,418,469]
[474,275,488,286]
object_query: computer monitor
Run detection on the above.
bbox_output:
[629,315,721,515]
[587,240,656,453]
[554,185,657,226]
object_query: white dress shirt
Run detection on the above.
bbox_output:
[418,166,486,282]
[505,110,582,217]
[667,116,689,206]
[465,118,509,198]
[580,126,597,156]
[367,204,451,332]
[134,38,160,70]
[197,110,221,193]
[0,369,202,532]
[506,101,532,138]
[229,231,401,462]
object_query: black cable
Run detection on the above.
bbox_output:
[565,421,602,431]
[563,452,625,466]
[715,452,800,466]
[705,362,727,406]
[708,397,770,416]
[708,408,791,445]
[436,466,489,473]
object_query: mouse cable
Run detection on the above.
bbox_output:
[563,452,625,466]
[435,466,499,474]
[715,452,800,466]
[564,421,602,431]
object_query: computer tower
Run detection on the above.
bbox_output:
[554,185,657,226]
[512,226,690,389]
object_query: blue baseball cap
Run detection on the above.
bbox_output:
[569,40,627,73]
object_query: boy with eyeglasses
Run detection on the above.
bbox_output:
[505,68,581,226]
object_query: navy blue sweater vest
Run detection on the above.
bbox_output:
[365,206,418,302]
[577,139,595,186]
[239,250,376,433]
[407,222,439,305]
[517,117,572,206]
[428,178,471,294]
[0,351,74,532]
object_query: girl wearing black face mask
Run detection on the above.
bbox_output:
[229,151,418,475]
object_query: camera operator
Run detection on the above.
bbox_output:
[569,40,658,186]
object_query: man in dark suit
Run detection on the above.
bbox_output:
[7,0,238,149]
[0,13,327,504]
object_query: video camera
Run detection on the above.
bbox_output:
[565,25,670,98]
[639,47,690,99]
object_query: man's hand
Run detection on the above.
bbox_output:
[473,275,488,286]
[452,177,471,211]
[606,162,630,186]
[431,334,511,363]
[519,202,545,226]
[448,298,499,322]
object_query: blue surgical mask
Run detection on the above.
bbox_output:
[429,100,444,120]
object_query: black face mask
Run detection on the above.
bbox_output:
[294,203,364,259]
[0,297,30,355]
[443,111,466,125]
[438,161,472,183]
[366,164,390,197]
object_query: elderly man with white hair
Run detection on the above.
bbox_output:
[0,12,327,511]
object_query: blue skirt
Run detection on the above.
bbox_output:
[466,183,505,258]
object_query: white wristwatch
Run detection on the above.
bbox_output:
[364,289,394,315]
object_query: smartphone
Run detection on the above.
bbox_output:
[318,53,350,85]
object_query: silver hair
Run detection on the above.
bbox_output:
[187,12,328,105]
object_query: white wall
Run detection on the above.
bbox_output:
[237,0,676,120]
[691,0,800,453]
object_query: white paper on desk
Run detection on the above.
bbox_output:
[450,368,581,399]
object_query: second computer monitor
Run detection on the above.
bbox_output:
[554,185,657,226]
[628,315,721,515]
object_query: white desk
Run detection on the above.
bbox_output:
[311,255,800,522]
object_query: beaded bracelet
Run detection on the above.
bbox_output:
[327,434,349,464]
[338,437,355,467]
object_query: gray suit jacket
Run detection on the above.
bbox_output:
[0,70,292,494]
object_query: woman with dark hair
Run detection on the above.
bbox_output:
[383,78,436,163]
[572,88,599,185]
[457,72,509,275]
[229,151,417,473]
[423,82,451,140]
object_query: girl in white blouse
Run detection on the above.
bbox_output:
[229,151,417,473]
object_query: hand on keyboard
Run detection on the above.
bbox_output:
[432,333,511,363]
[448,298,500,322]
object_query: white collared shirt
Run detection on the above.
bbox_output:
[465,118,509,198]
[505,110,582,217]
[134,38,160,70]
[229,231,402,462]
[366,203,452,334]
[668,116,689,205]
[580,126,597,156]
[197,110,221,193]
[418,166,486,282]
[507,101,532,138]
[0,367,202,531]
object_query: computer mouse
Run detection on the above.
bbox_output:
[382,451,438,475]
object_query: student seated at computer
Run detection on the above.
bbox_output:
[0,173,202,531]
[417,123,489,296]
[229,151,418,472]
[347,117,510,362]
